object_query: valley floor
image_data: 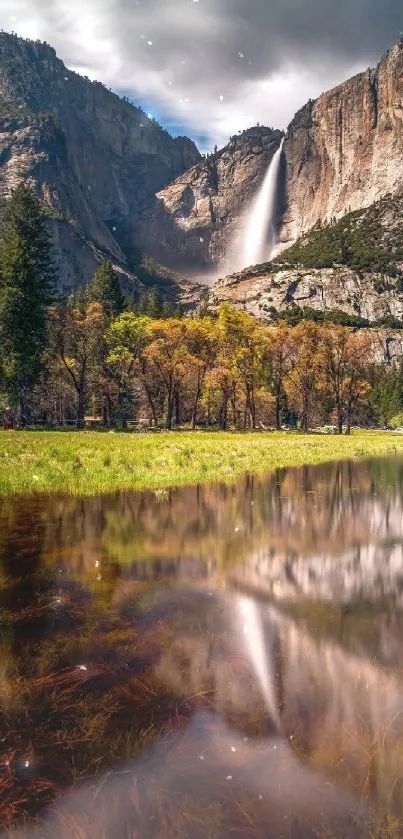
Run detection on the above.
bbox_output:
[0,430,403,496]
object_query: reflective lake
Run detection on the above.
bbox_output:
[1,458,403,837]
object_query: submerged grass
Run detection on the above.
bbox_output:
[1,430,403,496]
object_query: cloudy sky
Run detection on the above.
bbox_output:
[1,0,403,150]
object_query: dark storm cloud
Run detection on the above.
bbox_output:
[2,0,403,147]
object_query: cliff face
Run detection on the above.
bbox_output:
[281,43,403,248]
[210,265,403,323]
[141,127,284,272]
[3,31,403,310]
[210,265,403,363]
[0,33,200,290]
[146,43,403,274]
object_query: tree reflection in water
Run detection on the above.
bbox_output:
[1,458,403,837]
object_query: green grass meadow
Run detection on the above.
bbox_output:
[1,429,403,496]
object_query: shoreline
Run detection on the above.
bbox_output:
[0,429,402,497]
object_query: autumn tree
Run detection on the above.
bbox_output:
[184,318,216,428]
[85,260,128,423]
[0,184,55,423]
[322,325,372,434]
[263,321,293,430]
[106,312,151,427]
[209,305,266,429]
[285,321,324,432]
[49,301,106,428]
[143,319,191,429]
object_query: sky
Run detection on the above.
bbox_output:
[1,0,403,151]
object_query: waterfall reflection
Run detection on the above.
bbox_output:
[2,457,403,836]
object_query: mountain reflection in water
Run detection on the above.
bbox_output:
[1,458,403,837]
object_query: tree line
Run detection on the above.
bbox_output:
[0,184,402,432]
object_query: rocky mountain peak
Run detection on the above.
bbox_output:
[0,31,201,293]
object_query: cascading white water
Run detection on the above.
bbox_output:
[237,595,280,726]
[242,136,284,269]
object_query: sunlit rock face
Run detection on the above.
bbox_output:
[145,43,403,276]
[140,127,283,273]
[281,43,403,247]
[0,33,200,290]
[210,266,403,327]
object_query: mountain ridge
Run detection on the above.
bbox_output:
[1,31,403,322]
[0,31,200,295]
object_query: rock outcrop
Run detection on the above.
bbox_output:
[209,264,403,363]
[210,265,403,323]
[281,42,403,248]
[3,30,403,317]
[140,126,284,273]
[0,32,200,291]
[146,42,403,276]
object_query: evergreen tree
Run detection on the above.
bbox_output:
[87,260,126,318]
[139,289,164,319]
[148,289,164,319]
[0,184,55,422]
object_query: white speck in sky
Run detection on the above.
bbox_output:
[238,52,244,58]
[219,95,224,101]
[147,113,152,118]
[140,34,145,39]
[147,40,153,46]
[10,15,17,22]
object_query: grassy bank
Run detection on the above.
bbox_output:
[0,430,403,496]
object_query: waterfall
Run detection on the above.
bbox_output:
[242,137,284,268]
[242,137,284,269]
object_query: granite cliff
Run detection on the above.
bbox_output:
[140,126,284,273]
[2,31,403,322]
[0,32,200,294]
[151,42,403,277]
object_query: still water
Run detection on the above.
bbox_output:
[1,458,403,837]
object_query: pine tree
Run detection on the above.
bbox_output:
[87,260,126,318]
[0,184,55,423]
